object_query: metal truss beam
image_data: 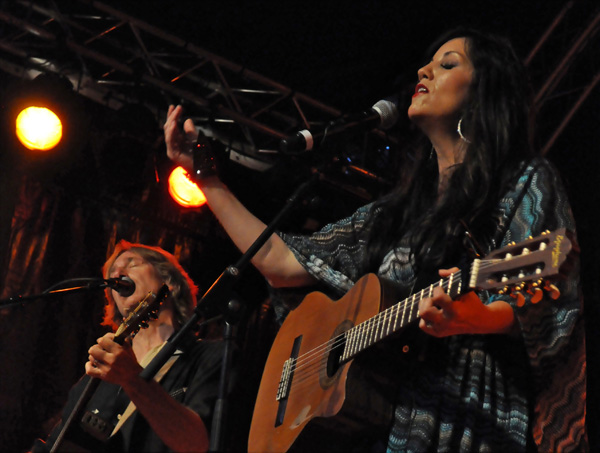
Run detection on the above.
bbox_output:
[525,1,600,155]
[0,0,598,164]
[0,0,351,168]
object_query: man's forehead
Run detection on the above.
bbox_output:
[111,250,142,267]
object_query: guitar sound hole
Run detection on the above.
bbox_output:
[319,320,353,389]
[326,335,346,377]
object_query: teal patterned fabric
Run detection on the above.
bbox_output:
[280,158,587,452]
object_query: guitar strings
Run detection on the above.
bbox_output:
[279,256,545,399]
[284,258,508,388]
[289,274,458,378]
[285,269,468,385]
[281,279,446,393]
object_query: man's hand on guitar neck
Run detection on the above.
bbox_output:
[418,268,516,337]
[85,333,142,385]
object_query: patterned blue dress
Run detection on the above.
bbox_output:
[280,158,587,452]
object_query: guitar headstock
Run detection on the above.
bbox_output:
[114,284,170,341]
[470,229,577,306]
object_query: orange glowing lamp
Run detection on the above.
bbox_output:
[15,106,63,151]
[168,166,207,208]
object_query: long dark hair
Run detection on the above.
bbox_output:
[365,28,536,273]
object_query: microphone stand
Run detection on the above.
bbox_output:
[139,172,319,452]
[0,279,114,308]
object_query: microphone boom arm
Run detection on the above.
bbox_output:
[0,278,119,308]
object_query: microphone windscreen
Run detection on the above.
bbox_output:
[106,276,136,297]
[372,99,399,130]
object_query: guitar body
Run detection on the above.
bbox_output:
[249,274,400,452]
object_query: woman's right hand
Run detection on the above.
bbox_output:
[162,105,313,288]
[164,104,197,173]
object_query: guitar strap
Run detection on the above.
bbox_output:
[461,160,539,258]
[110,342,182,436]
[490,160,539,251]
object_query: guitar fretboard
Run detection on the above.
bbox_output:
[340,270,465,362]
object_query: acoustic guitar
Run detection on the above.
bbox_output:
[50,284,169,452]
[248,229,576,452]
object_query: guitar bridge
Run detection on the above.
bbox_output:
[277,358,293,401]
[274,334,302,426]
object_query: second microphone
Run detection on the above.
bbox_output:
[280,97,399,153]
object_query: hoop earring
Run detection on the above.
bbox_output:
[457,118,471,144]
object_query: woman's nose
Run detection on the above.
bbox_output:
[418,63,432,81]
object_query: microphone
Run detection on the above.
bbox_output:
[104,276,136,297]
[280,97,399,153]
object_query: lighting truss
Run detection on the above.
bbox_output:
[0,0,598,166]
[0,0,350,170]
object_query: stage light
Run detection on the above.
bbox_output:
[2,73,89,176]
[15,106,63,151]
[168,166,207,208]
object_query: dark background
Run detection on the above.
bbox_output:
[1,1,598,451]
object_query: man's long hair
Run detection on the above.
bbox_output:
[101,240,198,331]
[365,28,536,274]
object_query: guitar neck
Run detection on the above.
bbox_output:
[50,330,131,453]
[340,270,465,362]
[50,376,101,452]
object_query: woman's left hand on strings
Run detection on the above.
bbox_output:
[419,267,516,337]
[418,267,487,337]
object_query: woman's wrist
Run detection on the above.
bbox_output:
[477,300,516,335]
[192,135,218,182]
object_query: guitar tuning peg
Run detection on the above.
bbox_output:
[510,291,526,307]
[543,282,560,300]
[530,287,543,304]
[516,292,526,307]
[525,282,542,297]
